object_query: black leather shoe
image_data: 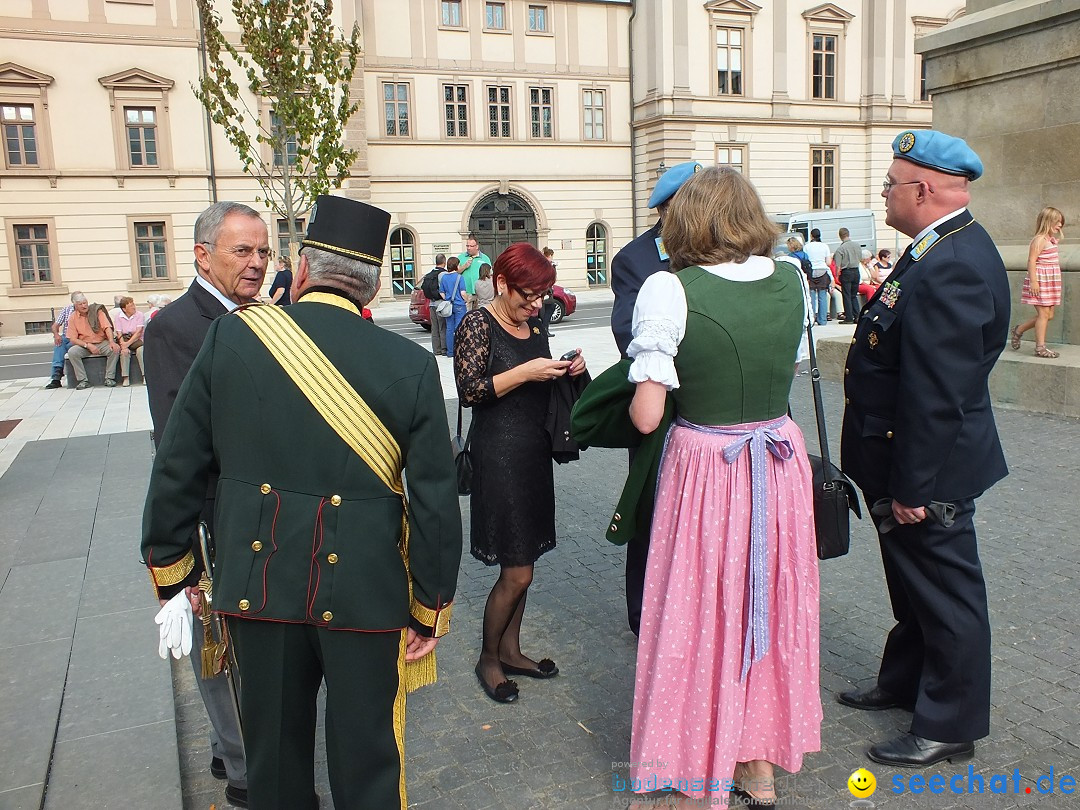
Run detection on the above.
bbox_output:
[225,783,249,808]
[210,756,227,779]
[837,685,909,711]
[44,378,62,390]
[475,663,519,703]
[500,658,558,679]
[868,733,974,768]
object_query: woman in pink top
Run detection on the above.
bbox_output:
[1013,206,1064,358]
[114,296,147,385]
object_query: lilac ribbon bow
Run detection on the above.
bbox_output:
[676,415,794,681]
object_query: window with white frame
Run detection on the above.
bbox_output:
[125,107,159,167]
[527,4,549,33]
[389,228,416,296]
[487,86,511,138]
[277,218,305,260]
[14,223,53,285]
[811,34,837,100]
[383,82,410,136]
[583,89,605,140]
[444,84,469,137]
[2,104,38,166]
[715,27,744,96]
[715,144,746,174]
[134,222,170,280]
[529,86,553,139]
[270,111,298,167]
[811,147,837,210]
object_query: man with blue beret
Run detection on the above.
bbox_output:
[837,130,1009,767]
[610,160,699,635]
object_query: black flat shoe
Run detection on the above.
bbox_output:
[868,732,974,768]
[500,658,559,679]
[837,685,911,712]
[210,756,227,779]
[475,663,519,703]
[225,783,249,808]
[730,786,776,807]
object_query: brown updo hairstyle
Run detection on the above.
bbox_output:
[493,243,556,295]
[661,166,779,271]
[118,296,135,309]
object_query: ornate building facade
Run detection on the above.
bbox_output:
[1,0,958,336]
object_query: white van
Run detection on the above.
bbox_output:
[771,209,877,252]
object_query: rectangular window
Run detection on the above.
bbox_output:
[811,147,837,210]
[444,84,469,138]
[529,86,553,139]
[811,34,837,100]
[715,28,744,96]
[441,0,462,27]
[125,107,158,167]
[24,321,52,336]
[583,89,605,140]
[271,112,298,167]
[383,82,410,137]
[528,4,548,32]
[14,224,52,285]
[716,144,745,174]
[487,86,511,138]
[277,218,305,259]
[485,2,506,30]
[919,57,930,102]
[2,104,38,166]
[134,222,170,281]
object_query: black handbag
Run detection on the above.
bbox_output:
[804,319,861,559]
[453,402,474,496]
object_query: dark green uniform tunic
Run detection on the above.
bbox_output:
[142,290,462,810]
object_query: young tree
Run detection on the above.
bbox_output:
[194,0,361,256]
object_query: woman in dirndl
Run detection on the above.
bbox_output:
[626,167,821,807]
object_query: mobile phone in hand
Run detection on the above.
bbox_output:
[559,349,580,362]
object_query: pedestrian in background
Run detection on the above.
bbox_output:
[832,227,862,323]
[423,253,449,356]
[474,262,494,309]
[269,256,293,305]
[626,167,820,806]
[440,255,467,357]
[839,130,1008,769]
[1012,206,1064,358]
[44,292,79,389]
[454,242,587,704]
[803,228,833,326]
[113,296,145,386]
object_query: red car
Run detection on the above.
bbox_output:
[409,284,576,330]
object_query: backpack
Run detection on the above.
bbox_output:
[420,268,442,300]
[794,251,813,279]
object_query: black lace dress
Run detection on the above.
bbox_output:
[454,307,556,566]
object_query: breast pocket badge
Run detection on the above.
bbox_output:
[868,331,879,349]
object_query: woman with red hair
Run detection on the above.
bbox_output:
[454,242,588,703]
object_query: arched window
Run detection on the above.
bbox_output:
[586,222,608,286]
[389,228,416,296]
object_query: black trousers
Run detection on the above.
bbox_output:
[839,268,861,321]
[865,493,991,742]
[229,619,406,810]
[624,448,649,636]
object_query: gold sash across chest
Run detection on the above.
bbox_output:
[236,295,435,691]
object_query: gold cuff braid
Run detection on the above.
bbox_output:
[149,550,195,588]
[411,600,452,638]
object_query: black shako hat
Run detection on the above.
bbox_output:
[301,195,391,266]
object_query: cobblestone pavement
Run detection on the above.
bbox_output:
[173,375,1080,810]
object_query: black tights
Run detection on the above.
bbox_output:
[477,564,536,688]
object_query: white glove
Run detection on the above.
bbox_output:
[154,591,193,660]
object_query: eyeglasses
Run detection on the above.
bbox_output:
[201,242,272,260]
[511,286,544,303]
[881,179,923,193]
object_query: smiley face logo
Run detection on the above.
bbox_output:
[848,768,877,798]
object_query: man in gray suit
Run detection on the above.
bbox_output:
[143,201,269,808]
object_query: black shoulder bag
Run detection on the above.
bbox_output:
[804,320,861,559]
[453,402,474,496]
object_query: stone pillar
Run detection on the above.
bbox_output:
[919,0,1080,345]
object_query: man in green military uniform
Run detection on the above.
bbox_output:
[142,196,462,810]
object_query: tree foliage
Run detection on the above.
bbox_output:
[194,0,361,250]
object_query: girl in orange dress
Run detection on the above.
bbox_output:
[1013,206,1064,358]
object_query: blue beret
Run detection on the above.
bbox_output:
[647,161,702,208]
[892,130,983,180]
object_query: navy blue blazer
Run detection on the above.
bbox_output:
[611,222,668,357]
[841,210,1010,506]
